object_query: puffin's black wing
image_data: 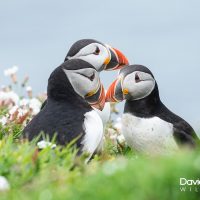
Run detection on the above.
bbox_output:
[173,120,197,147]
[157,103,198,147]
[23,100,88,148]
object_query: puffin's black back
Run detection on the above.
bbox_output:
[23,61,92,146]
[123,65,198,147]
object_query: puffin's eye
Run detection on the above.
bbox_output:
[93,47,100,55]
[76,71,95,81]
[89,72,95,81]
[135,73,140,83]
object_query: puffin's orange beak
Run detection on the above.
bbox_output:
[85,83,105,111]
[104,46,129,71]
[106,77,124,102]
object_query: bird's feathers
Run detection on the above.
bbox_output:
[81,110,104,160]
[121,113,178,155]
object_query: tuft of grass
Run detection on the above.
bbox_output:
[0,133,200,200]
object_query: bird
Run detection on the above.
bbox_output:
[41,39,129,124]
[23,59,106,160]
[93,102,110,127]
[64,39,129,72]
[106,64,198,155]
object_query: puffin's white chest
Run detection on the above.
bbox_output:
[93,102,111,127]
[121,113,178,155]
[81,110,104,159]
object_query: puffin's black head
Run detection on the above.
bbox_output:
[64,39,129,71]
[106,65,158,102]
[48,59,105,110]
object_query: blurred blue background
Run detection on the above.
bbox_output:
[0,0,200,129]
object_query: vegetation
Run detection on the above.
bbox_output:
[0,66,200,199]
[0,132,200,200]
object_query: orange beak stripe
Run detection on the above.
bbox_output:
[106,79,120,102]
[112,48,129,70]
[90,84,105,111]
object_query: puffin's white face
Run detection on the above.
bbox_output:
[67,43,110,71]
[63,67,99,97]
[63,67,105,110]
[122,71,155,100]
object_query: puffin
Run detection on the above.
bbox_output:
[23,39,128,160]
[23,59,106,160]
[106,65,198,155]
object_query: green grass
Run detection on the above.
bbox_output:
[0,107,200,200]
[1,134,200,200]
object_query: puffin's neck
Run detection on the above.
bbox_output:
[47,95,91,111]
[124,85,162,118]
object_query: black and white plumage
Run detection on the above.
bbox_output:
[64,39,129,72]
[64,39,128,126]
[40,39,129,124]
[23,59,107,160]
[93,102,111,127]
[106,65,198,155]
